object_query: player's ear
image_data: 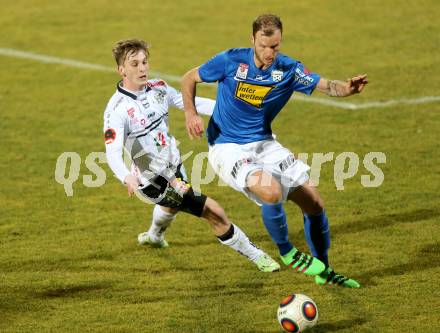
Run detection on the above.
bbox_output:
[117,65,125,77]
[250,34,255,45]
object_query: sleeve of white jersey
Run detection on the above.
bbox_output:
[167,83,215,116]
[103,107,130,183]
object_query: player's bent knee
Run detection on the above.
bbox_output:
[259,188,283,204]
[159,205,179,215]
[308,198,325,215]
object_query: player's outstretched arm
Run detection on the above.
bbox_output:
[182,67,205,140]
[316,74,368,97]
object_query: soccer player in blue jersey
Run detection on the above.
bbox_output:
[181,14,367,288]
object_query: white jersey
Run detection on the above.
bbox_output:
[103,79,214,186]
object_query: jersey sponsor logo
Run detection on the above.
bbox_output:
[294,67,314,86]
[104,128,116,144]
[234,82,274,108]
[235,63,249,80]
[137,93,150,109]
[154,132,168,147]
[271,69,283,82]
[141,99,150,109]
[127,107,135,118]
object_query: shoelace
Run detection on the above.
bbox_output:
[289,250,313,272]
[325,270,349,285]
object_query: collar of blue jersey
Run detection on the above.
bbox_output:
[250,48,277,73]
[117,81,151,100]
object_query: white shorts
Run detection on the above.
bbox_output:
[208,139,310,205]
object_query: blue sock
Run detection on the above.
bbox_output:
[261,203,293,256]
[303,210,330,267]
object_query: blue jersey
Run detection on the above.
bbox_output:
[199,48,320,145]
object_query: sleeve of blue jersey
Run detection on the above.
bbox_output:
[198,51,228,83]
[292,61,321,95]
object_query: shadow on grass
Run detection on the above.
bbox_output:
[313,317,367,332]
[330,208,439,236]
[235,208,439,246]
[35,281,112,298]
[238,317,367,333]
[131,263,206,274]
[277,207,439,245]
[0,281,112,325]
[3,252,117,273]
[165,238,220,247]
[361,242,440,285]
[124,281,267,304]
[170,280,268,301]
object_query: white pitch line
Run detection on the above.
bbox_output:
[0,47,181,83]
[1,47,440,110]
[294,94,440,110]
[0,48,114,72]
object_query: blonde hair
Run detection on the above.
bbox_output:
[112,39,149,66]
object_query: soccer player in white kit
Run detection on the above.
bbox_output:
[103,39,279,272]
[182,15,367,287]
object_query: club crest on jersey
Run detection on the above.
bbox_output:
[235,63,249,80]
[271,69,283,82]
[154,91,165,104]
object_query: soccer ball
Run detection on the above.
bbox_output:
[277,294,318,332]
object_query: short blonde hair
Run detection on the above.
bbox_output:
[112,39,149,66]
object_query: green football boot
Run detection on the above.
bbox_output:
[255,253,281,272]
[315,267,361,288]
[281,248,325,276]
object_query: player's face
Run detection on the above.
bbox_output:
[251,29,282,70]
[118,50,149,91]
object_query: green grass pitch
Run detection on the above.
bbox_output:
[1,1,439,332]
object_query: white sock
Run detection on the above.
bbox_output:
[218,224,264,262]
[147,205,176,241]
